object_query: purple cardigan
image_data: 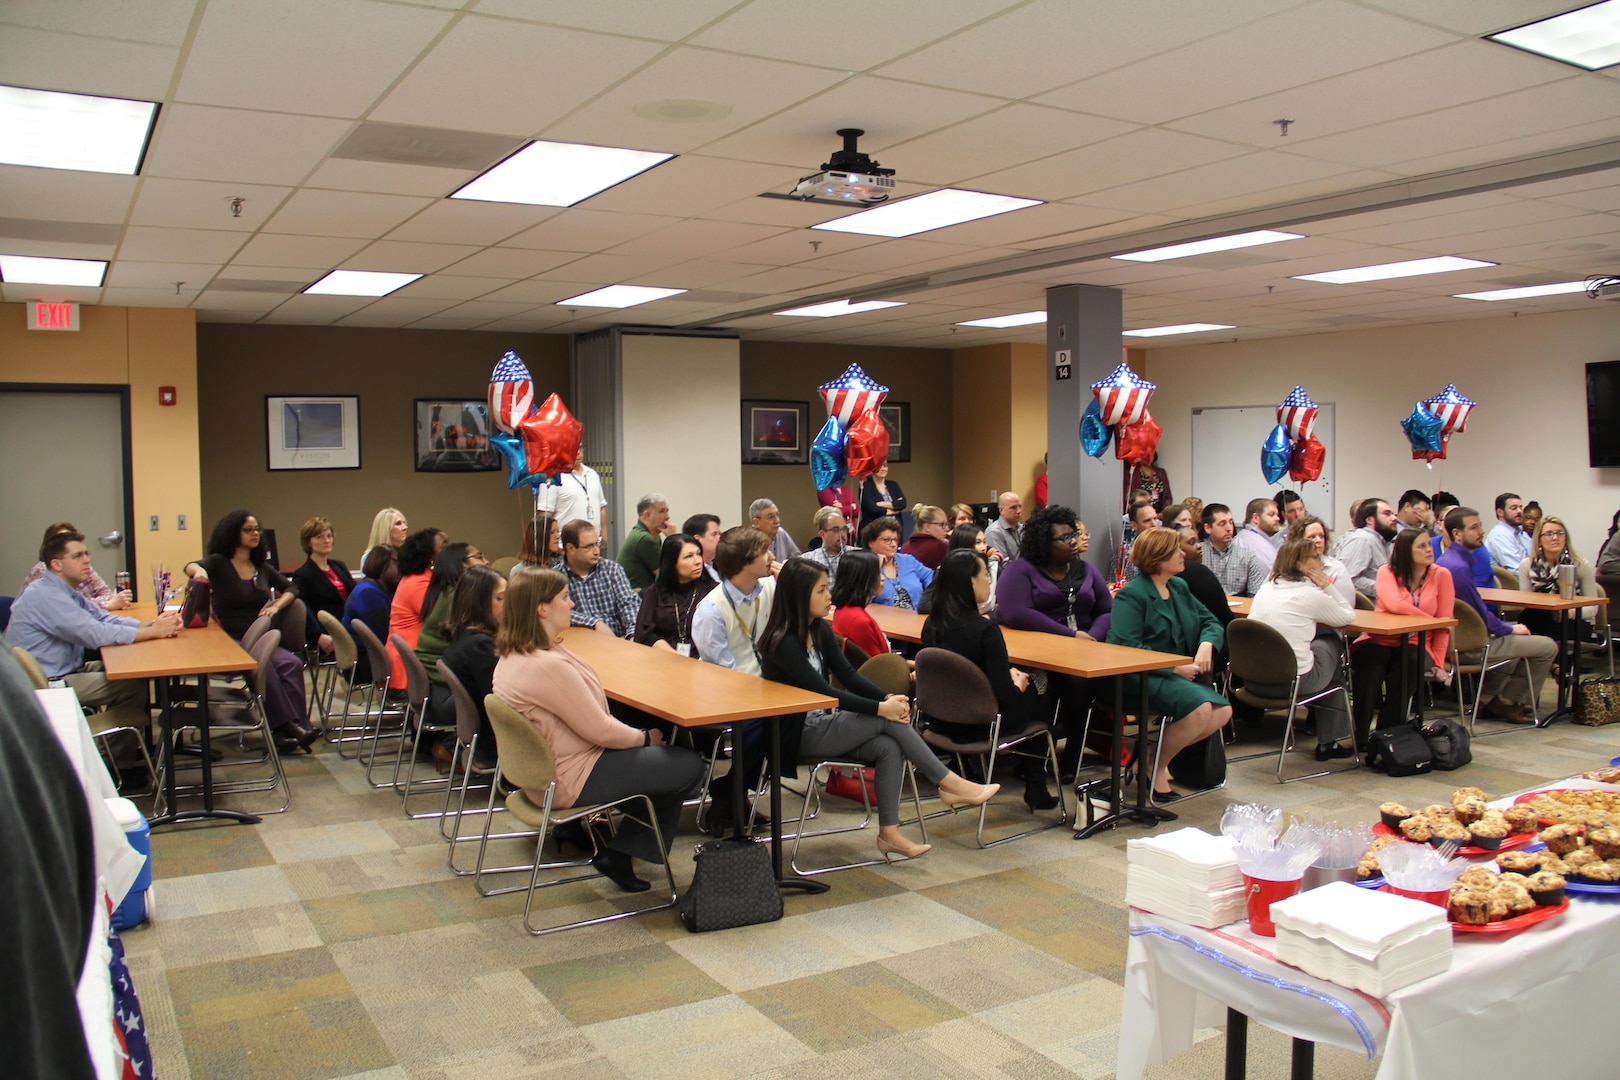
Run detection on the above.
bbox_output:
[995,557,1113,639]
[1438,545,1513,636]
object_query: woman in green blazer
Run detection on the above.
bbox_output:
[1107,527,1231,800]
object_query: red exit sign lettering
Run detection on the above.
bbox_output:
[27,301,80,331]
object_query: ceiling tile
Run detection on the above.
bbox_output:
[542,47,849,154]
[502,209,683,253]
[970,128,1250,202]
[141,104,352,185]
[692,0,1016,71]
[371,15,666,136]
[0,167,138,223]
[128,178,291,232]
[721,229,885,267]
[105,260,220,289]
[302,158,476,197]
[0,27,179,100]
[194,309,264,322]
[610,218,790,260]
[345,240,483,274]
[263,189,435,239]
[0,1,196,45]
[472,0,740,41]
[229,233,367,268]
[192,289,289,312]
[385,200,560,246]
[2,283,103,304]
[394,275,507,301]
[438,247,583,278]
[259,294,372,324]
[884,104,1137,188]
[116,225,247,263]
[531,252,681,284]
[1353,0,1577,36]
[635,259,765,289]
[176,0,451,117]
[578,155,802,216]
[1081,151,1355,214]
[101,285,201,307]
[332,295,459,321]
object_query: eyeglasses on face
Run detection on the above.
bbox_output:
[1052,531,1081,545]
[241,525,262,533]
[1541,530,1566,539]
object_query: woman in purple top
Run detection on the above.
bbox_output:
[996,505,1112,642]
[994,504,1111,779]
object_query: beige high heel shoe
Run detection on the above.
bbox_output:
[876,832,931,861]
[936,774,1000,810]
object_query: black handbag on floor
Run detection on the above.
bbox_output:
[1422,716,1472,770]
[679,837,782,933]
[1167,732,1227,789]
[1366,724,1433,776]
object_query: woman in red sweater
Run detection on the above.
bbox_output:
[830,550,892,659]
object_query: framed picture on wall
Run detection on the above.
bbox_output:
[741,400,809,464]
[879,401,910,463]
[414,399,500,472]
[265,395,360,470]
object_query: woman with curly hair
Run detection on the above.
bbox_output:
[996,504,1112,641]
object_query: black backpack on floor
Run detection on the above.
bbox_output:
[1365,724,1433,777]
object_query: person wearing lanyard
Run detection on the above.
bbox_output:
[691,526,778,831]
[634,534,716,655]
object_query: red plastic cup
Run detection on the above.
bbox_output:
[1244,873,1303,937]
[1384,884,1449,907]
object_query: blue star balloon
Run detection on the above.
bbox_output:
[492,431,546,490]
[1401,402,1444,456]
[1080,399,1112,458]
[1261,423,1292,485]
[810,415,848,490]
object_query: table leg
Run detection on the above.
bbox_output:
[1076,674,1174,839]
[1225,1008,1248,1080]
[1537,608,1579,728]
[148,673,261,829]
[1409,630,1427,726]
[1291,1037,1315,1080]
[769,715,828,896]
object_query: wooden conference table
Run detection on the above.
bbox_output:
[1478,587,1607,727]
[866,604,1191,838]
[559,629,837,893]
[101,605,258,828]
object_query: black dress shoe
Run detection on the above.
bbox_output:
[1314,742,1355,761]
[1022,781,1060,811]
[553,820,594,855]
[590,849,650,893]
[273,732,307,755]
[1152,788,1183,802]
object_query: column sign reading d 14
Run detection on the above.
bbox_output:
[27,301,80,331]
[1054,349,1071,380]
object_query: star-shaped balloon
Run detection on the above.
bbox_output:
[519,392,583,479]
[810,416,848,491]
[1422,383,1475,435]
[1261,423,1292,484]
[487,351,534,435]
[1276,385,1318,442]
[1091,362,1156,427]
[817,364,889,425]
[491,432,546,491]
[1401,402,1444,460]
[1080,399,1112,458]
[844,409,890,478]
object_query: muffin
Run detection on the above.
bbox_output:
[1571,859,1620,884]
[1457,866,1499,890]
[1491,878,1536,916]
[1401,818,1434,843]
[1448,889,1491,926]
[1502,806,1539,834]
[1539,855,1572,875]
[1542,824,1584,855]
[1453,796,1489,826]
[1356,855,1382,881]
[1452,786,1489,806]
[1523,870,1567,906]
[1587,827,1620,859]
[1468,815,1510,850]
[1496,850,1543,875]
[1379,801,1412,830]
[1561,848,1600,869]
[1422,804,1456,821]
[1430,818,1470,846]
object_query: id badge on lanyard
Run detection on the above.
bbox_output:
[676,642,693,657]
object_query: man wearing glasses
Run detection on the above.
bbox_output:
[802,507,849,589]
[9,529,180,710]
[559,519,640,638]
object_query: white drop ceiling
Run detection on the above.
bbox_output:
[3,0,1620,347]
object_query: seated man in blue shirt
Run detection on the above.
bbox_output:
[8,529,180,711]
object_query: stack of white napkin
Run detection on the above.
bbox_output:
[1270,881,1451,996]
[1125,827,1247,928]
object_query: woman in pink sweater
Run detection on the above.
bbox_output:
[493,568,703,893]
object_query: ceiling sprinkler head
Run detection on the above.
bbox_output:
[1273,119,1293,137]
[228,196,245,217]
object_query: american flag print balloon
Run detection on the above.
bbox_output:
[1276,385,1318,442]
[817,364,889,426]
[1422,383,1475,434]
[1091,362,1156,427]
[488,351,534,435]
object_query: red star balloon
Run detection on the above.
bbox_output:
[1114,410,1162,466]
[518,392,582,478]
[844,409,890,478]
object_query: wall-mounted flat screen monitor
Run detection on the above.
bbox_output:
[1588,360,1620,468]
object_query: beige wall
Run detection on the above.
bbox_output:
[620,334,742,537]
[0,302,201,574]
[1144,306,1620,549]
[196,324,568,566]
[739,341,953,539]
[950,342,1048,511]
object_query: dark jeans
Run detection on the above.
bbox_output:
[1350,641,1423,743]
[575,745,704,862]
[264,646,311,732]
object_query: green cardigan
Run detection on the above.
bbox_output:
[1106,572,1227,718]
[616,521,661,590]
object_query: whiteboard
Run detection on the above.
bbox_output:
[1190,403,1335,522]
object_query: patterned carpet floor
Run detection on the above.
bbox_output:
[123,697,1620,1079]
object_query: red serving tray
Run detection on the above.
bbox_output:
[1512,787,1615,828]
[1450,896,1568,935]
[1372,820,1535,857]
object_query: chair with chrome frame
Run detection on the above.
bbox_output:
[1449,602,1539,736]
[346,620,409,777]
[1225,619,1357,784]
[314,611,362,742]
[915,647,1068,846]
[474,694,678,936]
[14,645,159,798]
[436,659,512,873]
[389,634,455,818]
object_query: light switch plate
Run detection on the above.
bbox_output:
[149,515,160,531]
[177,514,188,530]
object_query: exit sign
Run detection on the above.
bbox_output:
[27,301,80,331]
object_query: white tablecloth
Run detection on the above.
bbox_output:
[1120,896,1620,1079]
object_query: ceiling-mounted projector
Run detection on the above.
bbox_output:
[793,128,896,204]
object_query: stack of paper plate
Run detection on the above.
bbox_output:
[1270,881,1452,996]
[1125,828,1247,928]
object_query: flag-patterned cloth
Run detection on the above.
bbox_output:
[1091,363,1156,427]
[818,364,889,425]
[488,351,534,434]
[1423,383,1475,434]
[1276,385,1318,441]
[109,927,152,1080]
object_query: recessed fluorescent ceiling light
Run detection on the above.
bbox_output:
[775,299,905,318]
[1454,280,1590,301]
[812,189,1041,238]
[304,270,421,297]
[957,311,1046,328]
[1293,255,1494,284]
[450,140,673,207]
[558,285,685,308]
[0,84,158,174]
[1121,323,1234,338]
[1488,0,1620,70]
[1114,230,1304,262]
[0,254,107,286]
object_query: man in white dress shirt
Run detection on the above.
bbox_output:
[1485,492,1531,571]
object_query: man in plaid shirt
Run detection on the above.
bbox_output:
[559,519,640,637]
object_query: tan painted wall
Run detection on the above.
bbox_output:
[740,341,953,540]
[1009,342,1049,509]
[1144,306,1620,548]
[950,342,1048,512]
[195,324,568,566]
[0,303,201,575]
